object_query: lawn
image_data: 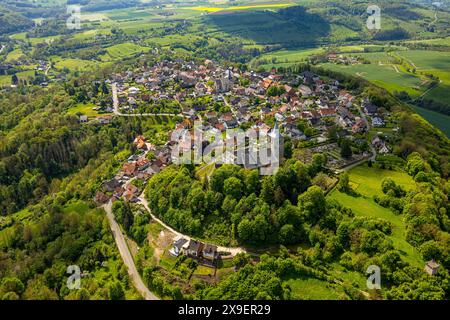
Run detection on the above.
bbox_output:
[327,165,422,267]
[193,265,215,276]
[159,251,177,270]
[67,103,110,118]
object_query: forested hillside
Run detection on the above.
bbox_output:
[0,68,153,299]
[0,7,34,35]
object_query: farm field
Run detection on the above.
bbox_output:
[5,49,25,62]
[404,36,450,46]
[410,104,450,137]
[322,62,425,97]
[189,3,294,13]
[396,50,450,105]
[253,47,325,67]
[327,165,422,268]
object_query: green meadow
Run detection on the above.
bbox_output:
[284,277,344,300]
[67,103,110,118]
[410,104,450,137]
[327,165,422,268]
[100,43,150,61]
[396,50,450,106]
[51,57,105,71]
[0,70,35,86]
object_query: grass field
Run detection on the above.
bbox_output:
[327,165,422,267]
[410,104,450,137]
[396,50,450,106]
[67,103,109,118]
[0,70,35,86]
[52,57,102,71]
[284,277,343,300]
[345,165,416,197]
[62,200,91,214]
[190,3,293,13]
[5,49,25,62]
[253,47,325,67]
[100,43,150,61]
[323,62,425,97]
[404,36,450,46]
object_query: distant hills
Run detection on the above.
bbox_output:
[0,7,34,35]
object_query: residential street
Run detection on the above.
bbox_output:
[103,201,159,300]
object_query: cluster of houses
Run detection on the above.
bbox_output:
[0,58,65,89]
[170,236,219,264]
[325,53,362,65]
[94,135,172,204]
[371,136,390,155]
[108,59,388,143]
[94,58,395,202]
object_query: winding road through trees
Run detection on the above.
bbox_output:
[138,195,247,256]
[103,201,159,300]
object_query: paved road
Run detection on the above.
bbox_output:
[103,201,159,300]
[111,83,187,118]
[138,196,246,256]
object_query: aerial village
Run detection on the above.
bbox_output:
[92,58,397,265]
